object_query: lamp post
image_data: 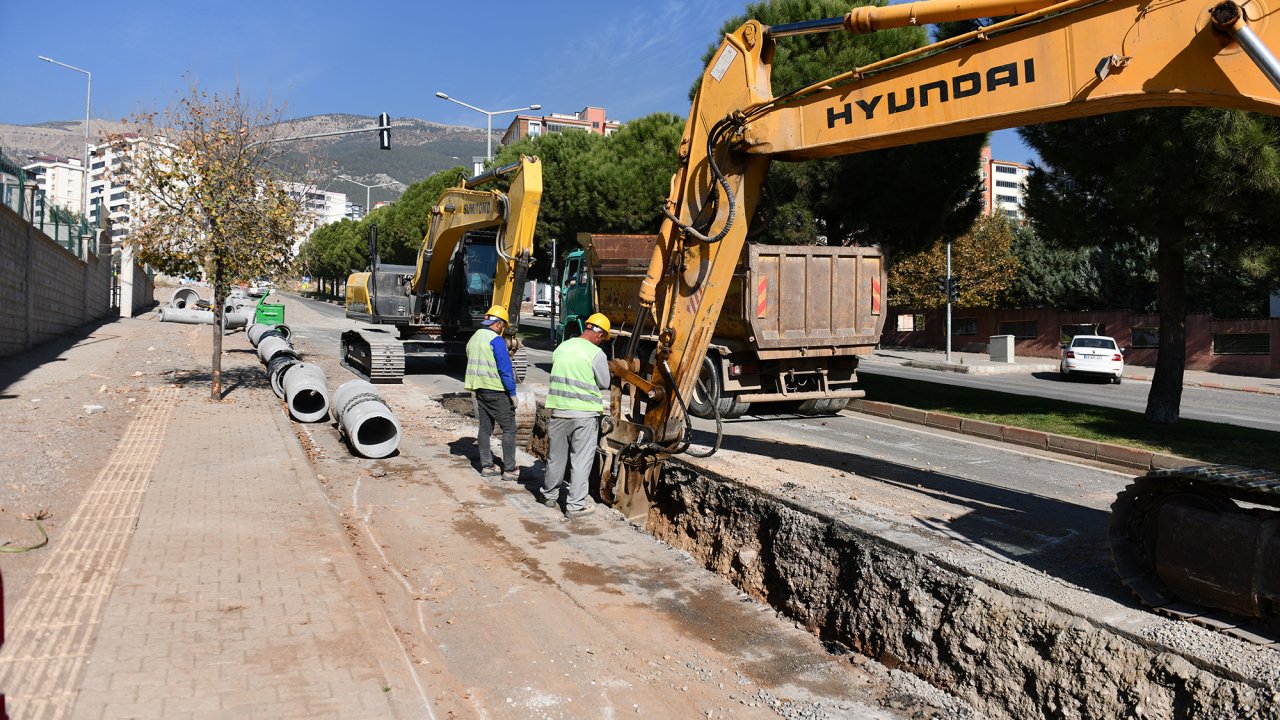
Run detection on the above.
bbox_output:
[434,92,541,162]
[338,175,398,216]
[37,55,91,228]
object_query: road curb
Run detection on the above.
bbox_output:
[847,399,1199,471]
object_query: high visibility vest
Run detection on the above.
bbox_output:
[547,337,605,412]
[464,328,505,392]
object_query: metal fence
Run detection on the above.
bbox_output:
[0,146,97,257]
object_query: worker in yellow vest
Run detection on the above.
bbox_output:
[464,305,519,480]
[538,313,611,520]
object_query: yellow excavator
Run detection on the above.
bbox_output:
[342,155,542,382]
[598,0,1280,633]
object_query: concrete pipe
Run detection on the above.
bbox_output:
[247,323,278,347]
[222,312,250,332]
[282,362,330,423]
[171,287,201,309]
[267,353,301,399]
[256,335,298,365]
[332,380,402,459]
[272,324,293,342]
[158,307,214,325]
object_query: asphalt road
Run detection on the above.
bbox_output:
[859,358,1280,432]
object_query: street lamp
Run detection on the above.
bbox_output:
[434,92,541,162]
[338,175,399,215]
[37,55,91,229]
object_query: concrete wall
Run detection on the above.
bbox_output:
[0,204,118,357]
[885,306,1280,377]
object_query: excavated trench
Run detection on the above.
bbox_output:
[452,399,1276,719]
[642,460,1279,720]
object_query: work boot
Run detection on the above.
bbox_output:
[503,466,520,482]
[479,464,502,478]
[563,503,596,520]
[537,492,558,508]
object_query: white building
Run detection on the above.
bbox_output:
[22,154,86,216]
[980,146,1031,221]
[282,183,348,253]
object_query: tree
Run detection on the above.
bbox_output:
[889,214,1020,308]
[702,0,986,250]
[109,87,310,400]
[1021,108,1280,423]
[492,114,682,278]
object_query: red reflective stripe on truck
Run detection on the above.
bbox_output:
[872,275,882,315]
[757,276,768,318]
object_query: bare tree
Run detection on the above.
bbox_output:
[108,87,311,399]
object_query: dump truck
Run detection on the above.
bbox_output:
[558,233,886,419]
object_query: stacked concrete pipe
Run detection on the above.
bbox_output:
[158,305,250,330]
[332,380,402,458]
[171,287,201,309]
[282,362,330,423]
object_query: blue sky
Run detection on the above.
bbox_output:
[0,0,1034,163]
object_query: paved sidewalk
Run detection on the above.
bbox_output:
[865,346,1280,395]
[0,332,429,719]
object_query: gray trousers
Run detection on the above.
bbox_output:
[475,389,516,472]
[541,415,599,511]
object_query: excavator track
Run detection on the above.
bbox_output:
[1109,465,1280,647]
[341,329,406,383]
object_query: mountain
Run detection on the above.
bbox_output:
[0,114,491,204]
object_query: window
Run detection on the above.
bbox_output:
[895,314,915,332]
[1060,323,1105,343]
[528,121,542,138]
[996,194,1018,204]
[998,320,1038,339]
[995,165,1018,174]
[1131,327,1159,348]
[996,180,1020,189]
[953,318,977,336]
[1212,333,1270,355]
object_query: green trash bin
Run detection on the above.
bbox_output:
[255,298,286,326]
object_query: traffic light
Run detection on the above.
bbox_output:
[378,112,391,151]
[938,276,960,303]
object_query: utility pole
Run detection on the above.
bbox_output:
[945,239,953,363]
[549,238,558,348]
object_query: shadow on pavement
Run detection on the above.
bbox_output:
[0,318,120,397]
[169,366,272,399]
[687,428,1130,605]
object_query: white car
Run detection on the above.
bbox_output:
[532,299,552,317]
[1060,334,1125,384]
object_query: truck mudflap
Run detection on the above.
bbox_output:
[340,329,406,383]
[1109,464,1280,647]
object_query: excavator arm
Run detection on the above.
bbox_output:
[410,155,543,329]
[601,0,1280,632]
[623,0,1280,448]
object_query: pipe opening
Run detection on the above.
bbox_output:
[356,416,399,446]
[291,390,327,415]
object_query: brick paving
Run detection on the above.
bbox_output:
[0,344,431,719]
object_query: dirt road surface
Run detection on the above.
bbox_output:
[0,290,977,719]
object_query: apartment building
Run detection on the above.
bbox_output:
[501,106,622,146]
[980,146,1031,220]
[22,154,86,215]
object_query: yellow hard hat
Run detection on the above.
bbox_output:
[585,313,611,339]
[484,305,509,323]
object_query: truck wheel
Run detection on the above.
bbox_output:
[796,398,847,415]
[688,356,719,420]
[716,396,751,419]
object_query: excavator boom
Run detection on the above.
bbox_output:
[600,0,1280,631]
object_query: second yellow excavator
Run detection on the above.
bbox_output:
[342,156,542,382]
